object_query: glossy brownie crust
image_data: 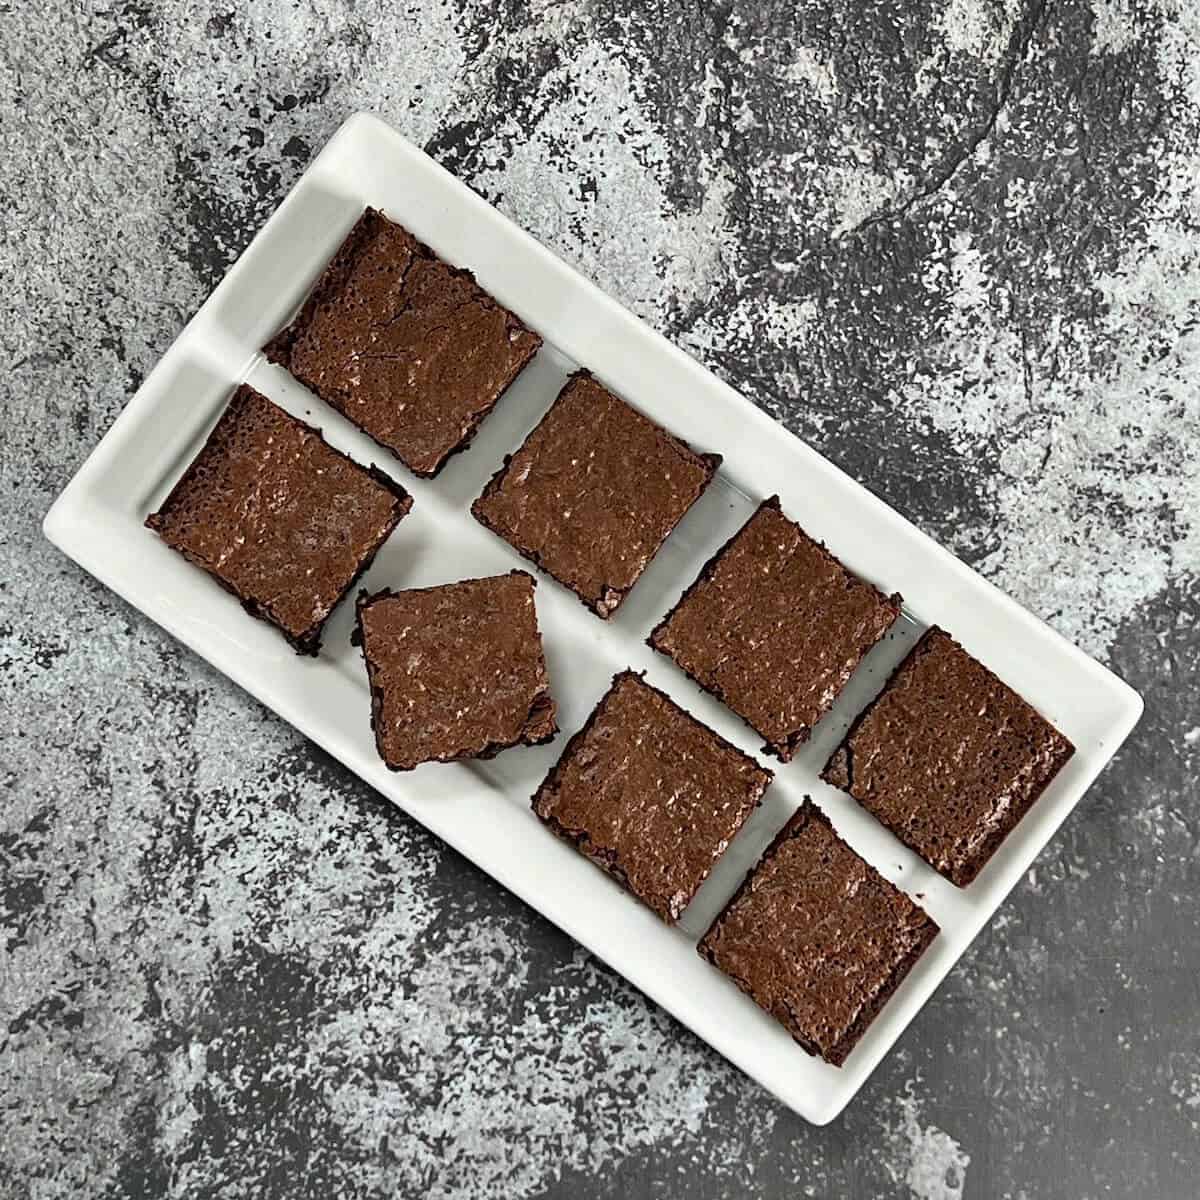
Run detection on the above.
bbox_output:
[821,627,1076,887]
[146,384,411,655]
[354,571,557,772]
[699,800,938,1067]
[472,371,721,617]
[650,496,901,760]
[532,671,772,922]
[265,208,542,478]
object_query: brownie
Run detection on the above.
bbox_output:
[649,496,901,760]
[532,671,772,922]
[354,571,557,771]
[821,627,1076,886]
[472,371,721,617]
[264,208,542,478]
[146,384,411,655]
[699,800,938,1067]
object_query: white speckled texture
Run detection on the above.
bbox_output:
[2,2,1198,1197]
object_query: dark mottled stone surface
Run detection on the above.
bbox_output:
[2,2,1197,1197]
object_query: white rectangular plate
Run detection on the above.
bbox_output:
[44,113,1142,1125]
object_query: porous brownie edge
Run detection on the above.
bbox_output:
[698,799,939,1067]
[145,384,413,656]
[353,571,559,772]
[648,495,902,761]
[264,207,544,479]
[531,669,773,922]
[472,370,722,618]
[263,208,386,369]
[820,626,1077,887]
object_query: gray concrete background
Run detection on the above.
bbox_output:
[2,2,1198,1197]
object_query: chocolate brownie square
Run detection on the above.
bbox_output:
[265,208,542,477]
[472,371,721,617]
[650,496,901,760]
[532,671,772,922]
[821,627,1076,886]
[146,384,411,655]
[354,571,557,771]
[699,800,938,1066]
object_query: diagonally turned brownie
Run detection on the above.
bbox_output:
[821,626,1075,886]
[146,384,411,655]
[265,208,542,477]
[473,371,721,617]
[699,799,938,1066]
[532,671,772,921]
[650,496,901,760]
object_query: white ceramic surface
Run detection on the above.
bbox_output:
[43,112,1142,1125]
